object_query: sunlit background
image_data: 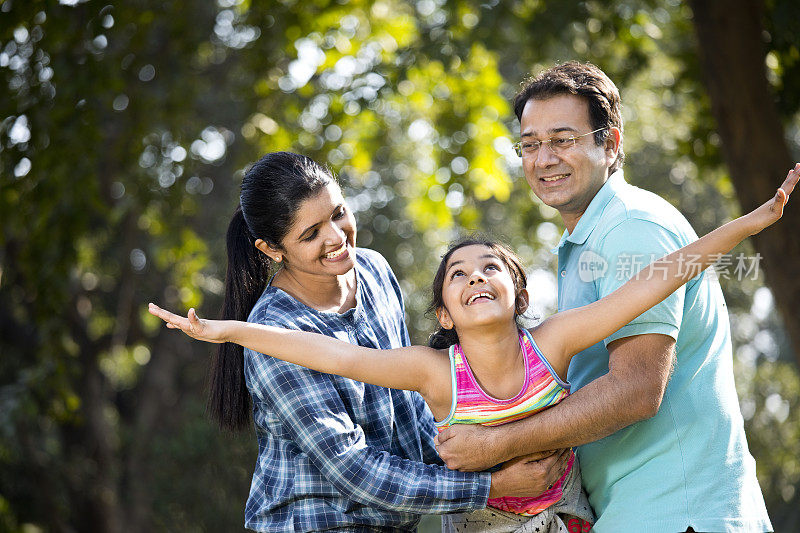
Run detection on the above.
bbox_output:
[2,0,799,531]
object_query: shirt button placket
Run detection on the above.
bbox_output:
[346,324,357,344]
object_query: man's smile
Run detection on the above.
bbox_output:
[540,173,570,183]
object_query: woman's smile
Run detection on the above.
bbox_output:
[323,243,350,262]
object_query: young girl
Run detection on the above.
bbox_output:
[150,165,797,532]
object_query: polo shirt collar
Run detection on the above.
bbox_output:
[554,169,626,251]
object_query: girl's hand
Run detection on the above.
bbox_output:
[748,163,799,234]
[148,303,228,343]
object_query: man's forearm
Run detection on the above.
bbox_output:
[486,334,674,463]
[435,334,674,471]
[489,370,648,462]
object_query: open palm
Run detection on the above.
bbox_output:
[148,303,227,343]
[750,163,799,234]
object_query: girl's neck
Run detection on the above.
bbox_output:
[457,323,525,399]
[273,267,357,314]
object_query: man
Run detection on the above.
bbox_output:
[435,61,772,532]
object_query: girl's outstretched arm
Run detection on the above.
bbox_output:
[536,163,799,369]
[147,303,450,405]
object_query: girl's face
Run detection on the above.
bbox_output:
[275,181,357,278]
[437,244,523,332]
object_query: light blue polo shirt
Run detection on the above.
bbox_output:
[556,171,771,532]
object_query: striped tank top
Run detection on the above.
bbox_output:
[435,328,574,516]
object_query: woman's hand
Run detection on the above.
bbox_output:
[148,303,228,343]
[746,163,799,234]
[488,448,572,499]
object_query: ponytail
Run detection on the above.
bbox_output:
[208,206,272,431]
[208,152,334,431]
[428,327,459,350]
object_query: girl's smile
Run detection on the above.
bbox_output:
[466,291,496,305]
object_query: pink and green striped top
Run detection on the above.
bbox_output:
[435,329,574,516]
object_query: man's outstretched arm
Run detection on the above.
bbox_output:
[435,333,675,471]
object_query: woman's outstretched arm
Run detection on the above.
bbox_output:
[147,303,449,402]
[536,163,798,371]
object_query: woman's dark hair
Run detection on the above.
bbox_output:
[427,237,528,350]
[209,152,334,431]
[513,61,625,173]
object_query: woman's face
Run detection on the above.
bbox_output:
[277,181,357,278]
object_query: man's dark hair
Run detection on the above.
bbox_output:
[513,61,624,173]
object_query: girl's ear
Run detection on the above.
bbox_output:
[254,239,283,263]
[515,288,530,316]
[436,307,454,330]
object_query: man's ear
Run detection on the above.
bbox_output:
[436,307,454,330]
[515,288,530,316]
[254,239,283,263]
[604,127,622,165]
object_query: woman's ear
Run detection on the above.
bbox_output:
[436,307,454,330]
[254,239,283,263]
[515,288,530,316]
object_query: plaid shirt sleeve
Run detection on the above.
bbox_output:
[388,253,444,469]
[413,391,445,466]
[248,349,491,514]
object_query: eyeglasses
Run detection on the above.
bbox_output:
[513,127,607,158]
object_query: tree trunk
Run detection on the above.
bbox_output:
[69,307,124,533]
[689,0,800,366]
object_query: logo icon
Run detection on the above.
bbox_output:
[578,250,608,282]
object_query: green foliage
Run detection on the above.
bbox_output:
[1,0,799,530]
[1,0,244,528]
[146,400,255,531]
[737,359,800,530]
[764,0,800,119]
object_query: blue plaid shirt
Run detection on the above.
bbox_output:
[243,248,490,532]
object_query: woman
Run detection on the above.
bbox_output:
[210,152,564,531]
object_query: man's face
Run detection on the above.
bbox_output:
[519,94,619,227]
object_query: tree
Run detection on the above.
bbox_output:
[1,1,254,529]
[689,0,800,368]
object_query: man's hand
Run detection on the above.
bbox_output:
[435,424,509,471]
[488,449,571,499]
